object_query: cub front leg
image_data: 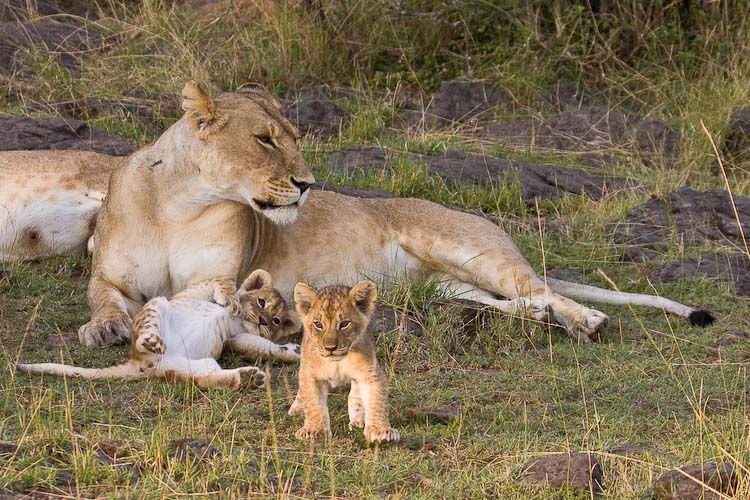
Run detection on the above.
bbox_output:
[173,278,241,315]
[226,333,300,363]
[131,297,168,355]
[347,380,366,430]
[78,274,134,347]
[358,371,399,444]
[295,375,331,439]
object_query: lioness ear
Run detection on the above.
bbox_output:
[294,283,316,317]
[240,269,272,293]
[181,80,227,138]
[349,280,377,316]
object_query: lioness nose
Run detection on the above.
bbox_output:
[291,177,311,194]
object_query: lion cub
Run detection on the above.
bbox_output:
[17,270,301,389]
[290,281,399,443]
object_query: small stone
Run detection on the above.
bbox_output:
[94,440,130,468]
[607,442,643,456]
[47,335,66,347]
[653,462,738,500]
[521,452,604,493]
[407,404,461,424]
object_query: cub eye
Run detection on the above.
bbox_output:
[257,298,266,308]
[313,320,324,330]
[339,320,351,329]
[256,135,275,147]
[272,317,281,326]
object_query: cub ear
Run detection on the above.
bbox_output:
[293,283,317,316]
[240,269,272,293]
[181,80,228,138]
[349,280,377,316]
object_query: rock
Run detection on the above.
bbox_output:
[425,79,511,125]
[485,108,679,165]
[280,97,350,139]
[607,442,644,456]
[521,452,604,493]
[537,80,596,112]
[653,462,738,500]
[545,268,588,283]
[649,253,750,297]
[94,440,130,468]
[169,438,221,463]
[312,182,396,199]
[407,404,461,424]
[0,116,134,156]
[370,304,422,337]
[324,146,636,204]
[723,108,750,162]
[0,17,104,75]
[613,187,750,260]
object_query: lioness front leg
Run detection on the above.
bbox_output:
[358,373,399,443]
[295,377,331,439]
[78,274,134,347]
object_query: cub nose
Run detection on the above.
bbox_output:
[291,177,311,194]
[258,317,268,326]
[323,340,338,352]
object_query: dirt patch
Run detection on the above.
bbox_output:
[653,462,738,500]
[407,404,461,424]
[169,438,221,463]
[521,452,604,493]
[325,145,636,203]
[0,115,134,155]
[612,187,750,261]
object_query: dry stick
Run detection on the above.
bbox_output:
[700,120,750,260]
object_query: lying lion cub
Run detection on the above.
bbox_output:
[17,270,301,389]
[290,281,399,444]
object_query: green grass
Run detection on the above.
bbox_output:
[2,0,750,498]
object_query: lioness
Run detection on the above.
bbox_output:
[16,270,301,388]
[290,281,399,444]
[0,82,713,346]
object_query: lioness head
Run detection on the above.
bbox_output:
[293,281,377,358]
[238,269,302,342]
[181,81,315,224]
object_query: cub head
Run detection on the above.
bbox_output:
[180,81,315,225]
[238,269,301,342]
[293,281,377,358]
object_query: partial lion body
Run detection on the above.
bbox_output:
[17,276,300,389]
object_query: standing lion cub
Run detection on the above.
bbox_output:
[290,281,399,444]
[17,270,301,389]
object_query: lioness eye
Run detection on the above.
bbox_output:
[257,298,266,308]
[313,320,323,330]
[272,317,281,326]
[257,135,275,147]
[339,320,351,329]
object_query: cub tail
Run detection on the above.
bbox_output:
[15,360,145,380]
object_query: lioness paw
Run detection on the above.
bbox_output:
[238,366,266,390]
[135,332,165,354]
[364,425,400,444]
[295,425,330,440]
[78,315,131,347]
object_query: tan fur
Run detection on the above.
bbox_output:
[290,281,399,444]
[0,81,710,346]
[16,271,301,389]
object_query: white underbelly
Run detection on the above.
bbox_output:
[161,302,237,360]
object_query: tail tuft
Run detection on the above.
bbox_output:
[688,309,715,327]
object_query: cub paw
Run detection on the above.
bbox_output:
[214,288,242,316]
[135,332,165,354]
[348,416,365,430]
[238,366,266,390]
[78,314,131,347]
[364,425,400,444]
[279,343,301,362]
[295,425,330,440]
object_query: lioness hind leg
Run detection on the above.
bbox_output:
[395,202,608,341]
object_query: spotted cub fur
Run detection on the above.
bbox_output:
[17,270,301,390]
[289,281,399,444]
